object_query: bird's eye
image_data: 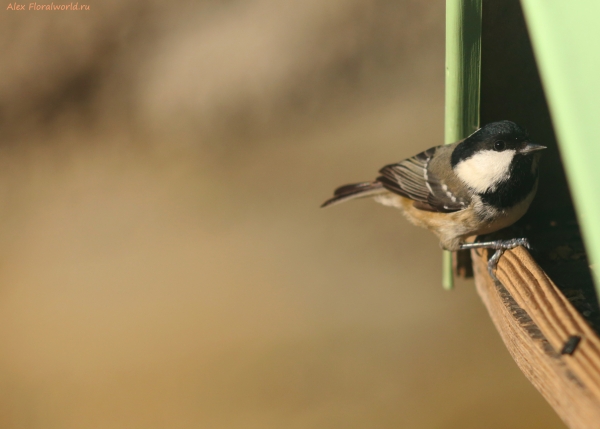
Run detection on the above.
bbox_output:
[494,140,506,151]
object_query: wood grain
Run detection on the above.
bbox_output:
[473,247,600,429]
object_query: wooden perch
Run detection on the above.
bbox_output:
[473,247,600,429]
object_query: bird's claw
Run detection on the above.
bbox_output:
[495,237,530,251]
[486,238,531,281]
[458,237,531,282]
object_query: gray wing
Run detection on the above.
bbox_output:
[377,146,469,213]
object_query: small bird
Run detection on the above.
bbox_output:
[321,120,546,277]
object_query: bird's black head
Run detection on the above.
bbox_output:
[450,120,537,167]
[449,121,546,206]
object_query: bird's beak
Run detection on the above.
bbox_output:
[520,142,547,154]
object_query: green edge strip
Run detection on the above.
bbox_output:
[443,0,482,290]
[520,1,600,300]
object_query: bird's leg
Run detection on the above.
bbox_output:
[458,238,531,281]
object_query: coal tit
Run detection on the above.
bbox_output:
[322,120,546,277]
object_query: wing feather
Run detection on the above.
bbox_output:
[377,146,468,213]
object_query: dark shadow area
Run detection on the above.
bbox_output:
[480,0,599,333]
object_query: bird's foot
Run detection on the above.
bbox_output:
[458,238,531,281]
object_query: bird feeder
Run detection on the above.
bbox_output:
[445,1,600,427]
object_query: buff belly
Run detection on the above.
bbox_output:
[373,186,537,251]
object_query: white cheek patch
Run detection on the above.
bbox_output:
[455,150,515,193]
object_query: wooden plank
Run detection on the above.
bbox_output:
[473,247,600,429]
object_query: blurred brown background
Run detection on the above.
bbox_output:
[0,1,565,428]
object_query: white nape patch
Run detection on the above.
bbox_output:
[455,149,515,193]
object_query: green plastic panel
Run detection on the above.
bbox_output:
[443,0,482,289]
[520,1,600,297]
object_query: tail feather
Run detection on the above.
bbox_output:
[321,181,385,208]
